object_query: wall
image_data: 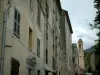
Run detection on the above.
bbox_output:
[72,43,79,75]
[78,40,85,75]
[1,0,74,75]
[59,11,73,75]
[65,14,73,75]
[0,0,4,59]
[90,52,95,71]
[3,0,45,75]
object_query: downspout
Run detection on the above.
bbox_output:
[0,4,11,75]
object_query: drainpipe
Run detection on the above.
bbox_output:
[0,4,11,75]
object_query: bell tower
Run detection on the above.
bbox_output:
[78,39,85,74]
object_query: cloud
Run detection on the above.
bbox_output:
[60,0,97,49]
[72,27,98,49]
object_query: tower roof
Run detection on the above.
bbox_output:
[78,39,83,43]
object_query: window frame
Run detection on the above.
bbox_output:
[37,38,40,57]
[13,8,20,38]
[79,44,81,49]
[46,48,48,64]
[46,24,48,39]
[28,27,32,51]
[72,58,75,63]
[37,70,40,75]
[37,5,41,26]
[29,0,32,10]
[11,58,20,75]
[28,68,33,75]
[8,0,11,5]
[46,2,49,18]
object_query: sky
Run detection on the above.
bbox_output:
[60,0,98,50]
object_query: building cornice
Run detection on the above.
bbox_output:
[55,0,62,13]
[62,10,73,34]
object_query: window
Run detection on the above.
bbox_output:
[14,8,20,37]
[11,58,20,75]
[8,0,10,4]
[46,48,48,64]
[46,24,48,39]
[46,2,49,17]
[53,73,56,75]
[80,56,82,58]
[59,50,60,60]
[72,58,75,63]
[37,38,40,57]
[37,70,40,75]
[37,6,41,26]
[41,0,44,8]
[29,0,33,12]
[59,71,60,75]
[29,27,32,51]
[55,10,57,21]
[52,57,55,70]
[29,0,32,10]
[28,68,33,75]
[52,30,54,50]
[79,44,81,49]
[73,47,74,52]
[45,70,48,75]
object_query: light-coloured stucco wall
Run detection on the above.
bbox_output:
[59,11,73,75]
[3,0,45,75]
[59,13,66,75]
[3,0,62,75]
[65,15,73,75]
[47,0,61,74]
[1,0,74,75]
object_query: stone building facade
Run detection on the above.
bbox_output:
[78,39,85,75]
[72,43,79,75]
[60,10,73,75]
[0,0,73,75]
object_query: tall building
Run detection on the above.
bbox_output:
[0,0,62,75]
[72,43,79,75]
[60,10,73,75]
[78,39,85,75]
[0,0,73,75]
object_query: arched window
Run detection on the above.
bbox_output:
[79,44,81,49]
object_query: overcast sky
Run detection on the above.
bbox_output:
[60,0,98,49]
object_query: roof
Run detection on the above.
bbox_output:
[78,39,83,43]
[56,0,62,13]
[63,10,73,34]
[72,43,77,47]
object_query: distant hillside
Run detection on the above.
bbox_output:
[84,46,95,56]
[85,46,95,53]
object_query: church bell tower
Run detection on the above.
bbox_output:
[78,39,85,74]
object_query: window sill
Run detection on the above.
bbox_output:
[37,55,40,58]
[46,62,48,64]
[13,32,20,39]
[29,49,32,52]
[37,22,40,27]
[46,36,48,39]
[37,22,42,31]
